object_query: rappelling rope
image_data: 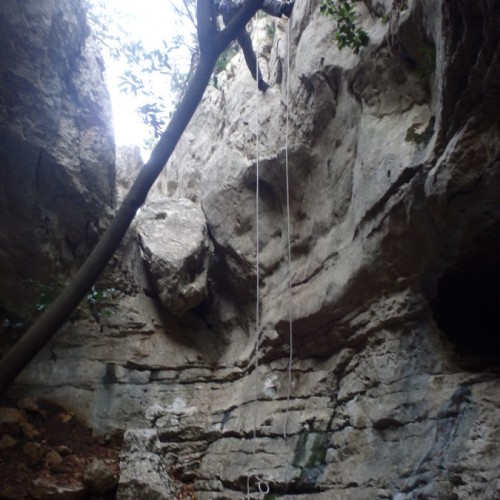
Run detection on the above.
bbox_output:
[247,14,293,498]
[247,18,267,500]
[283,8,293,441]
[253,23,261,452]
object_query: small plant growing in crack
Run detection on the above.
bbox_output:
[415,45,436,80]
[405,117,435,145]
[320,0,369,54]
[31,280,117,322]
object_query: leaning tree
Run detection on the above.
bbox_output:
[0,0,267,394]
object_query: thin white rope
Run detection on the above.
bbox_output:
[283,13,293,440]
[253,52,260,449]
[247,22,262,500]
[247,16,294,498]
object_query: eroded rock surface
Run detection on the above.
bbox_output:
[0,0,115,328]
[5,0,500,499]
[117,429,173,500]
[138,199,213,316]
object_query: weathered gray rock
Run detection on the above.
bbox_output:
[17,396,41,413]
[138,198,213,316]
[31,478,86,500]
[154,0,500,497]
[0,0,115,326]
[83,458,118,494]
[117,429,174,500]
[116,145,144,202]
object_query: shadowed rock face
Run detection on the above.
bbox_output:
[431,220,500,369]
[0,0,115,325]
[4,0,500,498]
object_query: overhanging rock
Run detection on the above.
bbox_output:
[138,198,213,316]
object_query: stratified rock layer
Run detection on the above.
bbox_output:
[8,0,500,499]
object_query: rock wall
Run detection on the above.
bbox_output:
[6,0,500,499]
[0,0,115,331]
[154,1,500,497]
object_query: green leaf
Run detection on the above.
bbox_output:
[320,0,369,54]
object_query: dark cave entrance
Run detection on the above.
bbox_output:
[431,221,500,371]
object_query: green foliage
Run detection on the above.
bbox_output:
[0,299,24,334]
[88,0,198,140]
[265,22,276,40]
[415,46,436,80]
[86,285,117,320]
[1,280,64,334]
[320,0,369,54]
[31,281,117,323]
[34,282,64,313]
[405,122,425,144]
[405,117,435,145]
[137,103,167,138]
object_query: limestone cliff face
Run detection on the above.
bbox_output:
[0,0,115,326]
[149,1,500,496]
[7,0,500,499]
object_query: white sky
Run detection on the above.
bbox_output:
[89,0,192,149]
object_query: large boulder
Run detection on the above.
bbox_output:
[138,199,213,316]
[83,458,118,495]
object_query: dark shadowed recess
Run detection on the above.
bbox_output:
[431,221,500,372]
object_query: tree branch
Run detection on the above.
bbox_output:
[0,0,264,395]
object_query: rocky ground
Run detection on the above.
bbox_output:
[0,397,200,500]
[0,397,121,500]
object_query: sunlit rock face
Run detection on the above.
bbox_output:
[7,0,500,498]
[0,0,115,325]
[116,145,143,202]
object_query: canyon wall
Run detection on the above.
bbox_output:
[2,0,500,498]
[0,0,115,334]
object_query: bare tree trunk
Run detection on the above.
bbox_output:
[0,0,264,395]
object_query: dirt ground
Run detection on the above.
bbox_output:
[0,396,121,500]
